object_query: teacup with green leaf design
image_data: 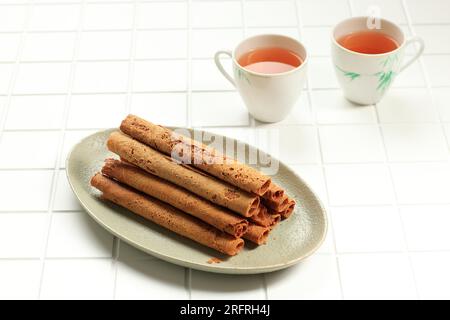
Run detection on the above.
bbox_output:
[332,16,424,105]
[214,34,308,123]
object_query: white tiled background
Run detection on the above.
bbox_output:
[0,0,449,300]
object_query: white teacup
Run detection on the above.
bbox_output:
[332,17,425,105]
[214,35,308,123]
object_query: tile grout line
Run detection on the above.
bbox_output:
[346,0,355,15]
[3,247,450,261]
[185,268,192,300]
[239,0,268,300]
[368,1,421,299]
[239,0,257,132]
[111,0,139,300]
[186,0,192,129]
[0,201,449,212]
[0,53,449,65]
[3,121,450,133]
[1,85,449,97]
[0,256,118,261]
[0,3,36,296]
[111,238,121,300]
[400,2,450,154]
[36,0,86,300]
[0,0,355,7]
[336,248,450,255]
[0,0,195,6]
[400,0,450,300]
[185,0,193,300]
[1,23,450,34]
[2,158,450,172]
[0,1,32,148]
[241,0,255,128]
[4,201,450,213]
[298,0,345,299]
[0,25,322,34]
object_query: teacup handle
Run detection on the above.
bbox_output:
[399,36,425,73]
[214,50,236,87]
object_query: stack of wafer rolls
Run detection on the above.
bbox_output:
[101,159,249,238]
[250,205,281,228]
[262,182,296,220]
[91,174,244,256]
[107,131,260,218]
[120,114,272,196]
[90,115,297,256]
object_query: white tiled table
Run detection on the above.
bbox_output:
[0,0,449,300]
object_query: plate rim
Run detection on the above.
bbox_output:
[66,128,328,274]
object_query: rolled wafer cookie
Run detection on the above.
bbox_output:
[91,173,244,256]
[250,205,281,228]
[107,131,260,217]
[243,224,270,245]
[281,199,296,219]
[268,199,296,219]
[120,114,271,196]
[262,183,285,202]
[102,159,248,237]
[263,194,290,212]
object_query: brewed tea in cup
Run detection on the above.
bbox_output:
[238,47,304,74]
[332,17,425,105]
[215,35,308,123]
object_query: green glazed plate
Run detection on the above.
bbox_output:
[66,128,327,274]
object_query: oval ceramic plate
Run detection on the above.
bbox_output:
[66,128,327,274]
